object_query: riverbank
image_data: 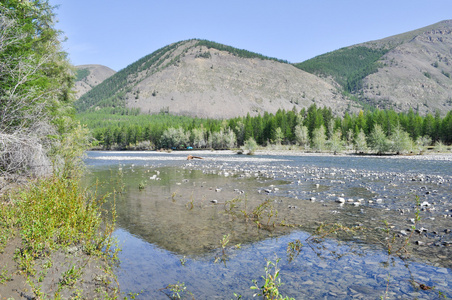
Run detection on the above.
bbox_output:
[88,147,452,161]
[0,175,119,299]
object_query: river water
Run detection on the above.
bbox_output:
[85,151,452,299]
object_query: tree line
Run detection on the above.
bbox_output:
[79,105,452,153]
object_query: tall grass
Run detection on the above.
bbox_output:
[0,125,119,298]
[15,175,116,260]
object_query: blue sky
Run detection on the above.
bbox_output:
[49,0,452,71]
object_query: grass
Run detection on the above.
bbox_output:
[0,174,119,298]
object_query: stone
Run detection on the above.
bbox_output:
[67,246,78,254]
[336,197,345,204]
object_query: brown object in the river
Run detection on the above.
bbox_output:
[419,284,432,291]
[187,155,203,160]
[412,280,432,291]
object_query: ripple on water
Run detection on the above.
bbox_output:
[85,151,452,299]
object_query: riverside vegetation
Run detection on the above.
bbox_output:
[0,1,120,298]
[78,105,452,154]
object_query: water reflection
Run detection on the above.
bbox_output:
[84,151,452,299]
[92,165,296,256]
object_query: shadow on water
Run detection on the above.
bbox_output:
[84,151,452,299]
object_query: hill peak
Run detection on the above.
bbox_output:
[76,39,354,118]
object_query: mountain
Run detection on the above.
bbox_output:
[75,40,354,118]
[295,20,452,115]
[74,64,116,99]
[76,20,452,118]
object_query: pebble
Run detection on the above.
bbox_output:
[336,197,345,204]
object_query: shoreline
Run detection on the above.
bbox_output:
[87,148,452,161]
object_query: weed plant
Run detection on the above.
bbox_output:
[223,197,280,231]
[286,240,303,263]
[251,257,295,300]
[0,172,119,298]
[160,281,194,299]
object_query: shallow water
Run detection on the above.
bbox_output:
[85,151,452,299]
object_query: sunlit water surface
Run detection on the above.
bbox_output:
[85,151,452,299]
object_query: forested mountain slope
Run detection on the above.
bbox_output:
[74,64,116,98]
[75,39,354,118]
[295,20,452,115]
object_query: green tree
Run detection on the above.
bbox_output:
[274,127,284,145]
[327,129,344,153]
[0,1,77,182]
[422,113,435,138]
[369,124,389,154]
[294,124,309,148]
[389,125,413,154]
[354,128,368,153]
[191,127,206,148]
[311,125,327,151]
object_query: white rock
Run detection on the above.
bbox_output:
[336,197,345,204]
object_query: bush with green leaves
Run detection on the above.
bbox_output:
[311,125,327,151]
[369,124,389,154]
[243,137,258,155]
[389,125,413,154]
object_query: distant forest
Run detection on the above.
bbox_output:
[294,46,389,93]
[78,105,452,153]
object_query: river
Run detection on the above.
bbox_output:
[84,150,452,299]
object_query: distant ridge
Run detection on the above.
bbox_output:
[76,39,353,118]
[295,20,452,114]
[76,20,452,118]
[74,64,116,99]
